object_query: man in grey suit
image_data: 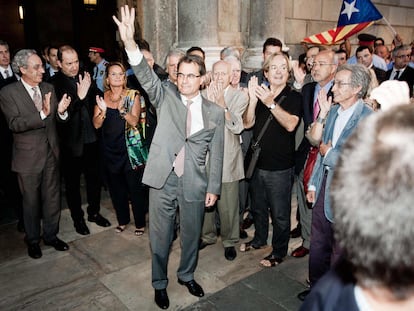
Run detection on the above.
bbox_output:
[114,6,224,310]
[200,60,248,261]
[0,49,71,259]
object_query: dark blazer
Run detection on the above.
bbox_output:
[386,66,414,97]
[300,260,359,311]
[0,81,61,173]
[131,58,224,201]
[51,71,101,156]
[372,66,387,84]
[295,82,333,172]
[0,73,18,90]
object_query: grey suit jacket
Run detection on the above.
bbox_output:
[0,81,61,173]
[131,58,225,201]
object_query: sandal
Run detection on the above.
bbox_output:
[115,225,126,233]
[260,254,283,267]
[240,240,266,252]
[135,228,145,236]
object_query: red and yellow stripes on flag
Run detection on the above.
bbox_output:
[302,21,375,45]
[303,28,338,45]
[334,21,374,42]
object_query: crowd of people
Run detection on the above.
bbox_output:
[1,4,414,309]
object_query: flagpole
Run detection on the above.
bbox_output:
[381,16,397,37]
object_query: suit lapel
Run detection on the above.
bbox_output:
[17,81,39,113]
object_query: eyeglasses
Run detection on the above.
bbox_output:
[311,62,335,68]
[395,54,411,59]
[109,72,125,77]
[333,80,352,88]
[268,65,288,72]
[176,73,200,80]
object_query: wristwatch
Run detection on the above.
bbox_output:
[316,116,325,124]
[269,103,276,110]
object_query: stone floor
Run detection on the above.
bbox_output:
[0,189,309,311]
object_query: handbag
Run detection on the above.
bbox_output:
[123,90,149,170]
[244,95,286,179]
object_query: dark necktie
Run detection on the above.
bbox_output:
[174,100,193,177]
[32,87,43,112]
[5,70,10,78]
[393,70,401,80]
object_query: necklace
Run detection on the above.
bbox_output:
[109,90,123,103]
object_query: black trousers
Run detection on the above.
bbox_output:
[106,167,148,228]
[61,142,101,223]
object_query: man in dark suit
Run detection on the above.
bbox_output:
[293,50,337,259]
[300,103,414,311]
[0,49,71,259]
[52,45,110,236]
[356,45,387,84]
[0,40,23,232]
[386,44,414,97]
[114,6,224,309]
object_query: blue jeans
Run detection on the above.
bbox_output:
[250,167,294,258]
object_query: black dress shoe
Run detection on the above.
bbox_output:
[178,279,204,297]
[224,246,237,261]
[297,289,311,301]
[199,239,213,250]
[290,224,302,238]
[74,219,90,235]
[154,289,169,309]
[88,213,111,227]
[28,243,42,259]
[44,238,69,251]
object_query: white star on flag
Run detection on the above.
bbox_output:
[341,0,359,20]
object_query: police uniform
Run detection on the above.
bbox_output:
[89,47,108,92]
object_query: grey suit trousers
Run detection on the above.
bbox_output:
[17,148,60,244]
[149,171,205,289]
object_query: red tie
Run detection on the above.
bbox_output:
[174,100,193,177]
[313,98,319,121]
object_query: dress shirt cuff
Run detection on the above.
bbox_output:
[58,111,69,120]
[125,47,143,66]
[308,185,316,192]
[40,111,47,120]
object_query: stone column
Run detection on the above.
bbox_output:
[242,0,285,72]
[176,0,220,69]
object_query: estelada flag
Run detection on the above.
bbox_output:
[302,0,383,45]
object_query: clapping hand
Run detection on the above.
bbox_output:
[95,95,108,114]
[317,88,332,118]
[77,72,91,100]
[42,92,51,116]
[58,94,71,114]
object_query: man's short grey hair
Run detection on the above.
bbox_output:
[392,44,411,58]
[12,49,37,74]
[164,48,185,68]
[220,46,241,60]
[331,104,414,299]
[336,64,371,99]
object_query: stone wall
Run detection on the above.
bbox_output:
[132,0,414,71]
